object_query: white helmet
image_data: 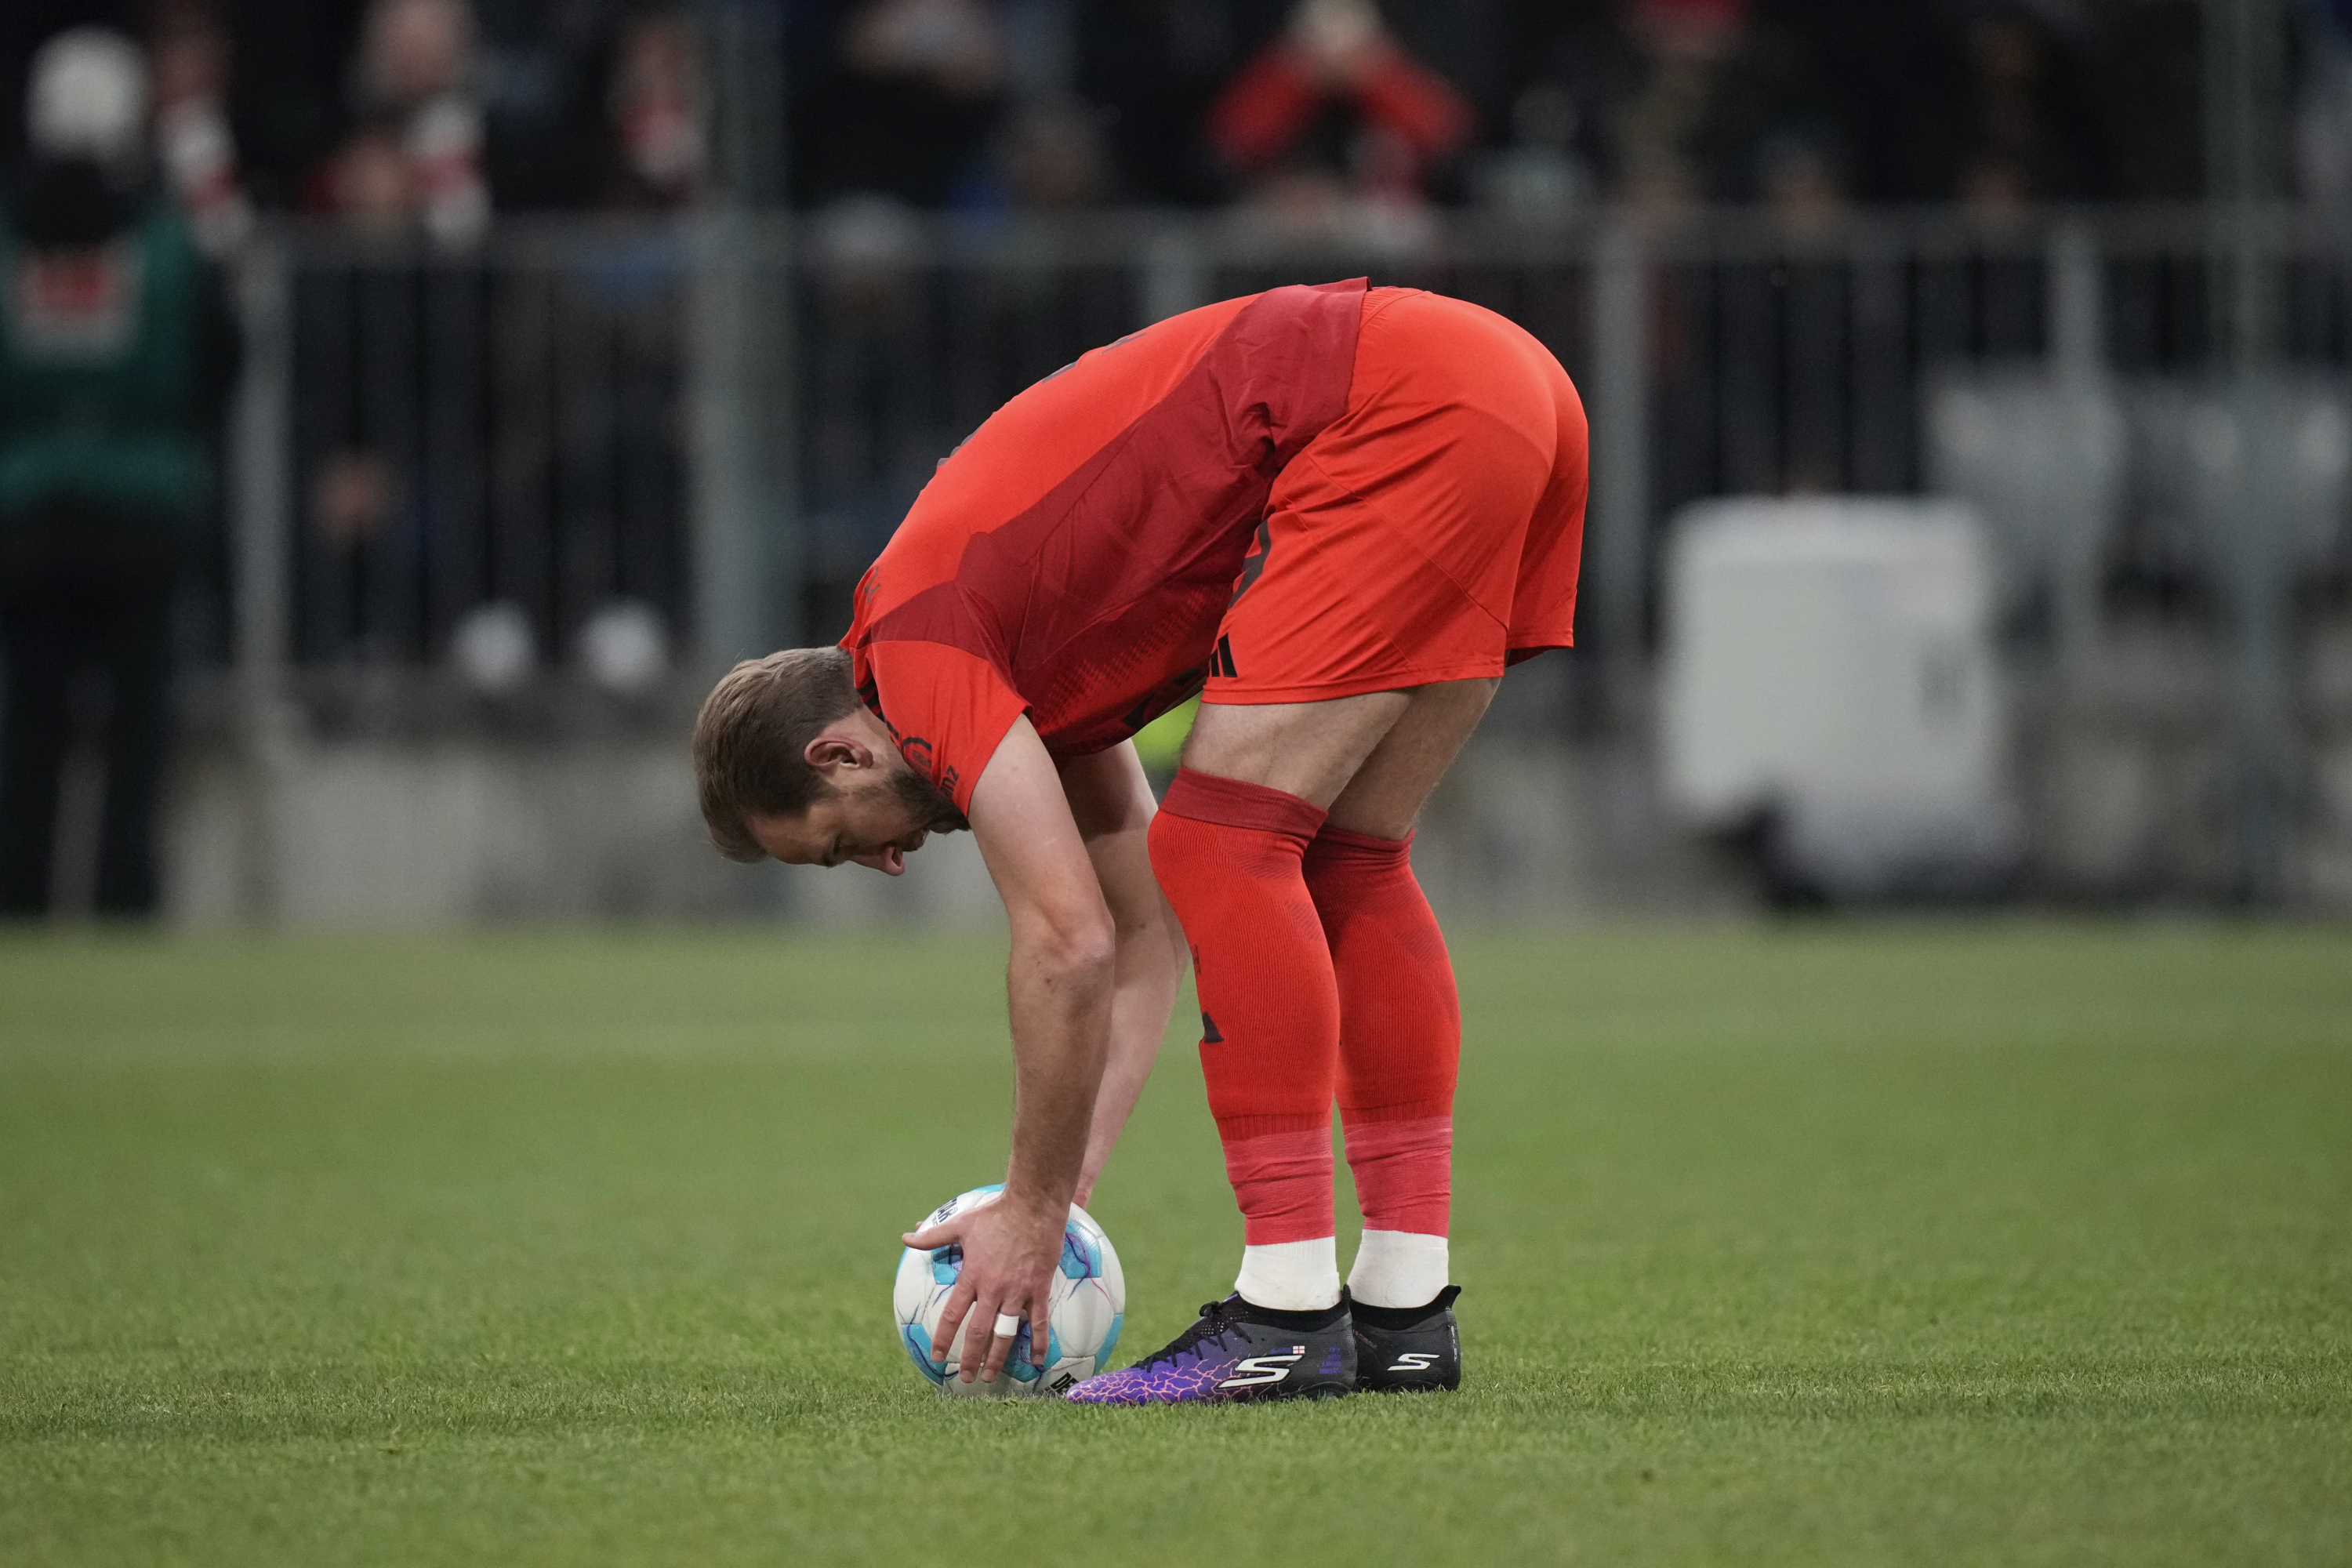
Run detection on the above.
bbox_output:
[27,27,149,172]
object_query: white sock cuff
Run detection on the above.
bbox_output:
[1235,1237,1341,1312]
[1347,1229,1450,1309]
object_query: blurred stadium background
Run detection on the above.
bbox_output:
[6,12,2350,1563]
[4,0,2352,924]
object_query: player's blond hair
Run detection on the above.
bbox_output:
[691,648,861,862]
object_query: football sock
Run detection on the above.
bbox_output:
[1235,1237,1343,1313]
[1149,768,1341,1307]
[1304,826,1459,1308]
[1342,1119,1454,1306]
[1348,1229,1451,1311]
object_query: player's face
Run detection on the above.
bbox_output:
[748,770,967,876]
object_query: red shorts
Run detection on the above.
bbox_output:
[1206,287,1588,704]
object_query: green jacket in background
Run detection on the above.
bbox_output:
[0,200,215,524]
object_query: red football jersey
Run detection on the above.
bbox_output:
[840,278,1367,813]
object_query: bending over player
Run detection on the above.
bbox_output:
[692,278,1586,1403]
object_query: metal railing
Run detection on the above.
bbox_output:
[229,205,2352,688]
[209,204,2352,906]
[233,225,692,691]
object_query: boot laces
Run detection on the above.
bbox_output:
[1129,1297,1245,1371]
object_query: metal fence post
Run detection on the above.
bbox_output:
[2045,220,2112,673]
[1142,227,1207,326]
[2209,381,2295,905]
[687,212,792,661]
[690,1,795,662]
[2202,0,2295,902]
[1591,221,1652,681]
[2048,221,2103,391]
[227,234,292,923]
[703,1,789,209]
[2205,0,2286,369]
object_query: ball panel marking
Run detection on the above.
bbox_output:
[891,1188,1127,1398]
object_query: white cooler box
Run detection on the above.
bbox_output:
[1659,497,2019,897]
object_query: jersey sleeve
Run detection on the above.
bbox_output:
[858,639,1030,816]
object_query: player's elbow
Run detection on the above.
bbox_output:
[1013,903,1117,983]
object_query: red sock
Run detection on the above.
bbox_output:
[1147,768,1337,1246]
[1304,826,1457,1237]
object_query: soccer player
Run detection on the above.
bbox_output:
[692,278,1584,1403]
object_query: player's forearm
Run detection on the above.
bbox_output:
[1076,908,1185,1204]
[1001,927,1116,1214]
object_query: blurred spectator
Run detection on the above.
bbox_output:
[0,28,239,916]
[310,448,396,550]
[1611,0,1745,211]
[148,0,251,252]
[1469,77,1596,225]
[1754,128,1845,233]
[1601,0,1822,215]
[1760,0,1951,203]
[795,0,1006,208]
[600,6,705,209]
[470,0,606,211]
[2081,0,2198,200]
[2301,0,2352,214]
[1949,2,2108,212]
[1074,0,1267,205]
[318,0,488,243]
[1207,0,1472,221]
[325,115,418,235]
[846,0,1001,95]
[989,95,1109,212]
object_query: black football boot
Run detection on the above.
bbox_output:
[1350,1285,1462,1392]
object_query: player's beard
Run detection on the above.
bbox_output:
[880,767,968,836]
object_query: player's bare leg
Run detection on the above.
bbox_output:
[1171,675,1497,824]
[1316,678,1499,836]
[1174,689,1410,809]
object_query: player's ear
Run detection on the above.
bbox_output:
[804,731,876,773]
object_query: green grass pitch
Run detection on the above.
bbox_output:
[2,922,2347,1566]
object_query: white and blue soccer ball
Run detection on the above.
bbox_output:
[893,1185,1125,1398]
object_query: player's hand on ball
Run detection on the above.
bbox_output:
[902,1188,1063,1383]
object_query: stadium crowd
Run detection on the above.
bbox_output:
[0,0,2251,248]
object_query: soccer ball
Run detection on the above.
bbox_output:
[893,1185,1125,1398]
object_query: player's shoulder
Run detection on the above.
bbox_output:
[847,512,965,628]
